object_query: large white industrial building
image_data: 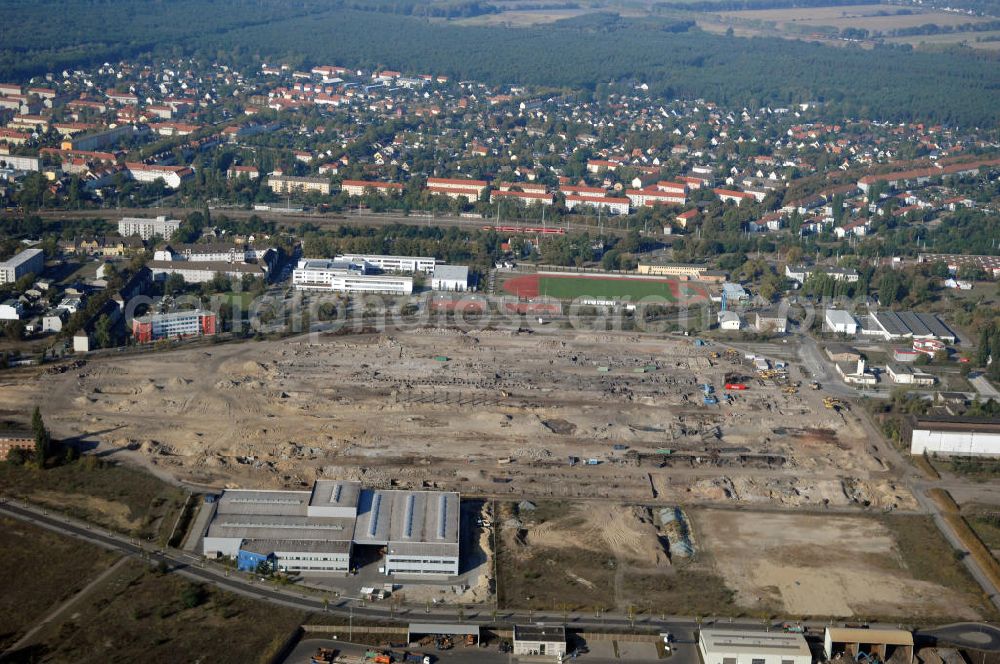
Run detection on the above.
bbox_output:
[861,310,956,343]
[202,480,460,577]
[698,629,812,664]
[335,254,436,273]
[293,259,413,295]
[824,309,858,335]
[431,265,469,292]
[909,417,1000,456]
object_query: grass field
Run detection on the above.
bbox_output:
[0,516,120,650]
[702,4,997,46]
[0,459,189,543]
[539,275,678,301]
[716,5,994,31]
[12,559,307,663]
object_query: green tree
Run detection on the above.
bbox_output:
[94,314,113,349]
[164,273,186,296]
[31,406,50,466]
[180,584,207,608]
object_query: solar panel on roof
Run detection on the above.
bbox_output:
[403,494,415,539]
[437,494,448,540]
[368,493,382,537]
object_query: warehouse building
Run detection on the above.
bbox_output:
[202,480,460,577]
[754,308,787,334]
[861,311,956,343]
[698,629,811,664]
[886,363,935,386]
[824,309,858,335]
[431,265,469,292]
[293,259,413,295]
[824,627,913,664]
[909,416,1000,456]
[513,625,567,659]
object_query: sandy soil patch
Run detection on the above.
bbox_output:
[696,509,981,619]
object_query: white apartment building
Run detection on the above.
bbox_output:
[340,180,405,197]
[785,264,859,284]
[155,243,273,264]
[125,163,192,189]
[0,248,44,284]
[119,216,182,241]
[266,175,331,195]
[426,177,488,199]
[564,194,631,215]
[146,260,268,284]
[626,189,686,208]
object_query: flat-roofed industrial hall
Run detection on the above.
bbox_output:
[202,480,460,577]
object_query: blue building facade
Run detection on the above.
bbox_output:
[237,548,275,572]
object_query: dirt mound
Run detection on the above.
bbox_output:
[524,504,667,567]
[542,418,577,435]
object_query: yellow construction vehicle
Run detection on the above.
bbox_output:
[823,397,848,411]
[709,351,720,359]
[782,386,798,395]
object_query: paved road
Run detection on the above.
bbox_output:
[917,623,1000,651]
[4,499,972,641]
[970,374,1000,400]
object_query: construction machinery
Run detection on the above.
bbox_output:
[810,381,821,390]
[823,397,848,411]
[311,648,338,664]
[782,386,798,395]
[709,351,720,359]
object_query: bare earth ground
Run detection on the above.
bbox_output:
[1,328,988,618]
[695,509,984,620]
[496,501,734,614]
[0,330,910,513]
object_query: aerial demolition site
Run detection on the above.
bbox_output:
[0,327,986,619]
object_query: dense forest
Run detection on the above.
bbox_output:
[3,1,1000,126]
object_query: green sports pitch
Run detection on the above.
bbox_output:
[537,275,681,301]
